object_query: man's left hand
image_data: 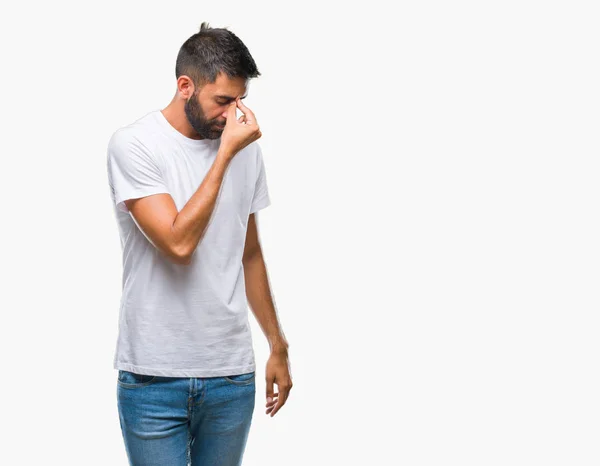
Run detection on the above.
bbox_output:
[265,347,293,417]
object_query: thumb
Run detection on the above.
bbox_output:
[266,378,275,402]
[226,101,237,120]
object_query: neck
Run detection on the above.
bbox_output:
[161,99,205,140]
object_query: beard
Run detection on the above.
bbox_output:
[184,93,224,140]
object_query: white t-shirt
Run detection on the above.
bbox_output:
[106,109,271,377]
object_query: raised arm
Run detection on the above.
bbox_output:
[124,154,231,265]
[108,99,261,265]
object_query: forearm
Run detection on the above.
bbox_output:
[243,251,289,351]
[172,149,232,259]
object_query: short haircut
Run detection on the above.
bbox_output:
[175,22,261,89]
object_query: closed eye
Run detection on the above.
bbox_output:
[215,95,248,106]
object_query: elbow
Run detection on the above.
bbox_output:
[242,247,262,264]
[172,254,192,266]
[169,244,193,266]
[167,222,194,265]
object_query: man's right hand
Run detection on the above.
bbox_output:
[219,99,262,160]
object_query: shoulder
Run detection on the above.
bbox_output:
[244,140,264,165]
[108,111,160,153]
[107,116,162,164]
[223,140,263,168]
[246,141,267,176]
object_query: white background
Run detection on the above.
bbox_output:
[1,0,598,464]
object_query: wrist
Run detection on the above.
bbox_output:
[217,145,236,161]
[269,338,289,353]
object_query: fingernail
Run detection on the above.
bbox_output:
[267,397,272,402]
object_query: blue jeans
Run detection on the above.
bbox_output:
[116,369,256,466]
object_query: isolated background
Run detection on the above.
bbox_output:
[1,0,599,464]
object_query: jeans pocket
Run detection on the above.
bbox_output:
[223,371,256,385]
[117,370,157,388]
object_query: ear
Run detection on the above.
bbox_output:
[177,75,195,99]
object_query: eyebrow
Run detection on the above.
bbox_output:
[215,94,248,100]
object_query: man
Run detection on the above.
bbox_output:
[106,22,292,465]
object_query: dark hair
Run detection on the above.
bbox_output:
[175,22,260,90]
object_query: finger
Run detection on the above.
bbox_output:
[266,378,275,406]
[237,98,256,124]
[266,398,277,412]
[265,399,277,409]
[226,101,237,121]
[265,401,277,410]
[237,114,246,124]
[266,396,278,413]
[265,392,278,405]
[270,385,291,417]
[270,398,284,416]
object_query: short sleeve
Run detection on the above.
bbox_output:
[249,144,271,214]
[106,130,170,213]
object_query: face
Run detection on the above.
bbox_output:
[184,72,248,140]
